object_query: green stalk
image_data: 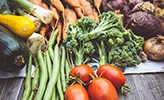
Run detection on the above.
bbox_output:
[28,58,39,100]
[34,49,48,100]
[12,0,53,24]
[60,46,67,92]
[97,41,107,65]
[48,30,59,60]
[57,76,64,100]
[12,0,33,11]
[43,43,60,99]
[48,30,59,47]
[45,52,52,79]
[22,54,32,100]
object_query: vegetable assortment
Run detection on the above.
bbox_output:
[0,25,29,72]
[0,0,164,100]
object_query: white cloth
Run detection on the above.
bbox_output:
[0,60,163,79]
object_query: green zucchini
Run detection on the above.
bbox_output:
[0,25,29,72]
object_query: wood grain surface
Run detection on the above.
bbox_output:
[0,73,163,100]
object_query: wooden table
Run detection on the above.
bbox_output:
[0,73,163,100]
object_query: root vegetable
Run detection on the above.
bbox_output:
[144,35,164,61]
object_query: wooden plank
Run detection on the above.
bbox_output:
[0,73,164,100]
[119,73,164,100]
[0,78,24,100]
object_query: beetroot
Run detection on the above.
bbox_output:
[126,11,164,39]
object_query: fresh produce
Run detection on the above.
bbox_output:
[0,25,29,72]
[69,64,95,84]
[102,0,125,11]
[26,32,46,57]
[144,35,164,61]
[96,64,130,92]
[22,54,32,100]
[43,30,60,100]
[65,84,89,100]
[125,11,164,39]
[63,8,77,39]
[88,77,118,100]
[11,0,53,24]
[63,11,144,69]
[14,6,42,32]
[34,49,48,100]
[0,14,35,38]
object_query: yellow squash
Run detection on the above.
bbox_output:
[0,14,35,38]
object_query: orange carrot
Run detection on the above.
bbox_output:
[79,0,94,15]
[29,0,41,5]
[87,13,96,21]
[56,20,62,43]
[39,2,49,9]
[63,8,77,39]
[50,0,65,12]
[40,24,49,36]
[93,11,99,22]
[50,4,59,20]
[50,18,56,29]
[64,0,82,8]
[74,7,84,18]
[94,0,102,14]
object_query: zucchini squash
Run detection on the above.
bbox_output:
[0,14,35,38]
[0,25,29,72]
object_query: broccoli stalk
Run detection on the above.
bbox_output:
[63,24,95,66]
[63,11,144,69]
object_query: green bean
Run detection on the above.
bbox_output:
[48,29,59,48]
[65,59,72,80]
[22,54,32,100]
[60,46,67,92]
[34,49,48,100]
[43,43,60,99]
[28,58,40,100]
[46,52,52,79]
[57,75,64,100]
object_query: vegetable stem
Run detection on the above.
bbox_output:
[22,54,32,100]
[34,49,48,100]
[60,46,67,92]
[43,43,60,99]
[28,58,39,100]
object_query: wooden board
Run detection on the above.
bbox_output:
[0,73,163,100]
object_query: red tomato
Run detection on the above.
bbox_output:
[96,64,126,90]
[69,64,95,83]
[88,77,118,100]
[65,84,89,100]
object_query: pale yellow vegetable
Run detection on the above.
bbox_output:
[0,14,35,38]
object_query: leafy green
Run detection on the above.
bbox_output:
[63,11,144,69]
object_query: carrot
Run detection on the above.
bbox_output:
[63,8,77,39]
[79,0,96,20]
[39,2,49,9]
[64,0,82,8]
[40,24,49,36]
[87,13,96,21]
[79,0,94,15]
[29,0,41,5]
[94,0,102,14]
[50,4,59,21]
[50,18,56,29]
[50,0,65,12]
[74,7,84,18]
[93,11,99,22]
[56,20,62,43]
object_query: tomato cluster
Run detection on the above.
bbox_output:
[65,64,128,100]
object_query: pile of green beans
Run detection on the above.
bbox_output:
[22,29,72,100]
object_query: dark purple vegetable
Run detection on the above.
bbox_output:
[126,11,164,39]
